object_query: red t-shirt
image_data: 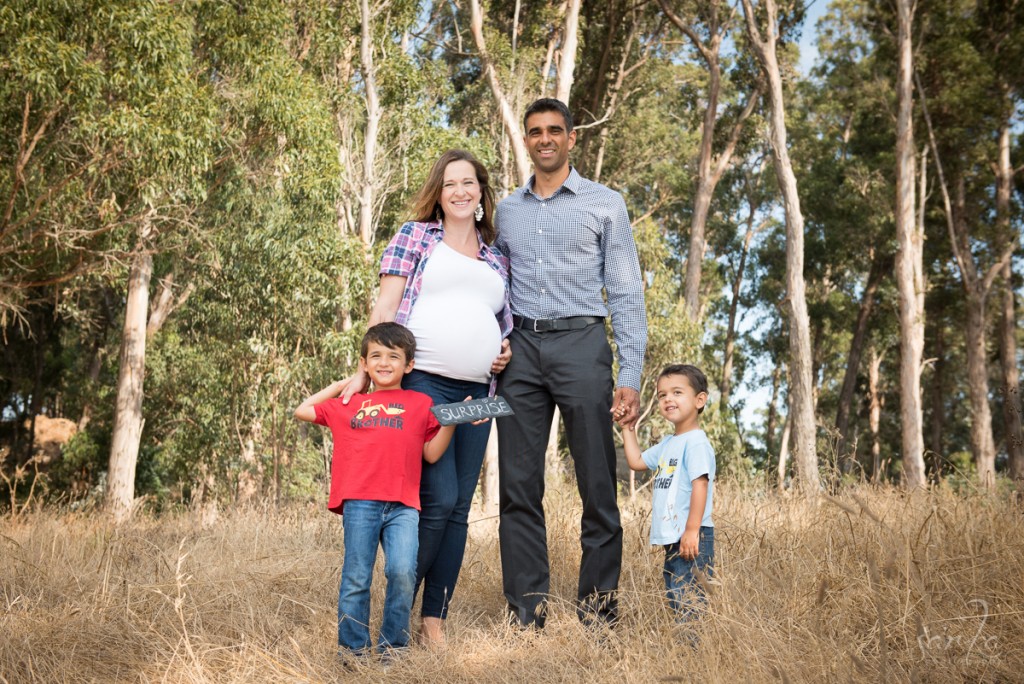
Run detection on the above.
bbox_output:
[314,389,441,514]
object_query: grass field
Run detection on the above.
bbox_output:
[1,482,1022,683]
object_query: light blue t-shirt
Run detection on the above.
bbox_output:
[641,429,716,545]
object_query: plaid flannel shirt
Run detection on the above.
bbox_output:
[379,220,513,394]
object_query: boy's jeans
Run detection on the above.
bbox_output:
[338,500,419,653]
[663,526,714,621]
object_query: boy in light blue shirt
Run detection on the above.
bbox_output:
[623,364,715,619]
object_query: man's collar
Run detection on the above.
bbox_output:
[526,166,582,198]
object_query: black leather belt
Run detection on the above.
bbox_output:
[512,315,604,332]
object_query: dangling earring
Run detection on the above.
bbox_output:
[474,203,484,221]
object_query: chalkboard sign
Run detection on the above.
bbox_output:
[431,396,515,425]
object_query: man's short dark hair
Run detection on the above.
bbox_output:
[360,322,416,362]
[523,98,573,133]
[658,364,709,414]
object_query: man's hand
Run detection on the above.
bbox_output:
[610,386,640,428]
[490,338,512,374]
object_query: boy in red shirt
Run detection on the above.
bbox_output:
[295,322,455,656]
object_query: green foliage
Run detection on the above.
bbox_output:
[0,0,220,318]
[2,0,1023,510]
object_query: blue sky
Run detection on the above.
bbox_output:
[797,0,829,76]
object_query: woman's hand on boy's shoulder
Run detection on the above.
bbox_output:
[336,371,370,404]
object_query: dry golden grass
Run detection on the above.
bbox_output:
[1,482,1022,683]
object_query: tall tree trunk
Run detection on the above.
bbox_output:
[358,0,381,247]
[555,0,581,104]
[995,122,1023,480]
[868,346,884,482]
[662,0,759,319]
[893,0,927,488]
[777,413,791,491]
[928,318,945,478]
[917,76,1011,488]
[668,0,723,320]
[540,25,557,97]
[237,417,262,505]
[106,249,153,523]
[765,363,782,457]
[963,286,996,485]
[740,0,818,493]
[469,0,531,184]
[835,252,888,469]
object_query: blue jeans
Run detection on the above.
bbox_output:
[664,527,714,621]
[338,500,419,653]
[402,369,490,619]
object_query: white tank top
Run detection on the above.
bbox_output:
[405,242,505,383]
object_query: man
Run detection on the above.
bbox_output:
[494,98,647,628]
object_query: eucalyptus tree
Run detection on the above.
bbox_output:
[659,0,762,319]
[987,0,1024,481]
[740,0,819,492]
[887,0,928,487]
[2,1,223,519]
[978,0,1024,481]
[468,0,531,183]
[168,0,374,504]
[911,0,1022,486]
[799,0,898,470]
[996,115,1023,479]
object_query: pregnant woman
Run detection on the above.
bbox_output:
[341,149,511,646]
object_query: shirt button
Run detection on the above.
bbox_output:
[542,203,546,207]
[541,288,546,293]
[537,258,542,263]
[538,229,543,234]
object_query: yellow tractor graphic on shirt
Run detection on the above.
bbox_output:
[354,399,405,421]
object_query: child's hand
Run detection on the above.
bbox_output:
[680,529,700,560]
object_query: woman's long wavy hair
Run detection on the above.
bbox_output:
[409,150,497,244]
